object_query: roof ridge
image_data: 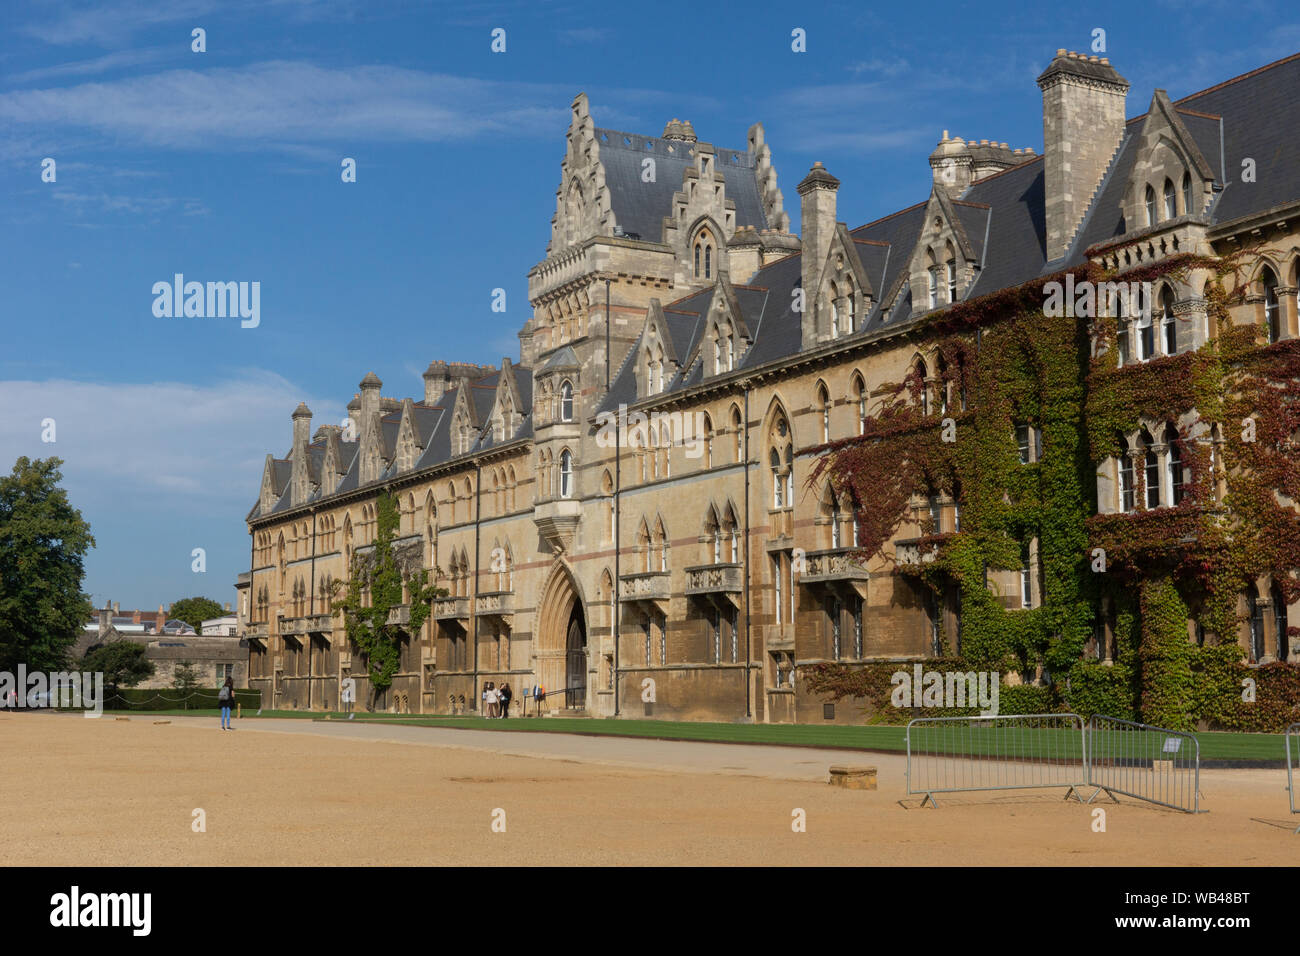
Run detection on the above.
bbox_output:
[959,153,1045,188]
[1174,50,1300,105]
[851,199,928,233]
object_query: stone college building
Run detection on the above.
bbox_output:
[245,48,1300,723]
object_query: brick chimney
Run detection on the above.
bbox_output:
[1037,50,1129,261]
[797,162,840,350]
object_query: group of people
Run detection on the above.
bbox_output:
[481,681,513,718]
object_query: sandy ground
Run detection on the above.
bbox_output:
[2,712,1297,866]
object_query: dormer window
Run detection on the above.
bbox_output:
[928,267,938,309]
[1163,178,1176,220]
[1145,186,1157,226]
[947,260,957,303]
[1182,172,1194,216]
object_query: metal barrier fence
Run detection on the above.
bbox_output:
[905,714,1089,807]
[1086,715,1201,814]
[905,713,1203,813]
[1286,723,1300,832]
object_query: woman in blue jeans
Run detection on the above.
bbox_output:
[219,676,236,731]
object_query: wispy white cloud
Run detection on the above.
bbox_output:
[0,371,344,511]
[557,27,611,44]
[5,47,173,85]
[21,0,217,46]
[0,61,574,152]
[50,188,209,217]
[847,56,911,78]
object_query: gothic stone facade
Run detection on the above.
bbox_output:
[245,49,1300,722]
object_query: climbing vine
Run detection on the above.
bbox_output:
[810,248,1300,730]
[331,491,443,708]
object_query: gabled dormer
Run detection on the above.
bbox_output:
[695,276,751,377]
[1121,89,1217,233]
[393,398,426,472]
[319,426,345,493]
[448,380,480,456]
[635,300,680,398]
[258,454,279,514]
[490,358,525,441]
[907,186,978,316]
[803,223,875,347]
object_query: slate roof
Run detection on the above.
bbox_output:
[593,128,769,241]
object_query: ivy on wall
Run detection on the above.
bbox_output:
[810,250,1300,731]
[331,491,443,708]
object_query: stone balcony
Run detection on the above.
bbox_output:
[684,563,743,608]
[386,604,410,627]
[279,613,334,637]
[619,570,672,612]
[245,622,269,640]
[894,536,942,567]
[434,596,471,622]
[475,590,515,619]
[799,548,870,598]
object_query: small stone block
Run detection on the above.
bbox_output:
[829,765,877,789]
[115,717,130,721]
[153,720,170,725]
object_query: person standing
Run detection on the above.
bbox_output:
[499,682,512,719]
[218,677,235,731]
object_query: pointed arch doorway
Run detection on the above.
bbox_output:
[565,604,587,709]
[536,562,588,711]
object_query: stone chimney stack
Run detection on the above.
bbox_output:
[98,603,111,633]
[1037,49,1129,262]
[290,402,313,505]
[797,162,841,349]
[292,402,312,450]
[358,372,383,483]
[112,601,119,615]
[727,226,763,284]
[423,361,449,405]
[930,131,973,199]
[345,396,361,441]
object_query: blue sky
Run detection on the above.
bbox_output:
[1,0,1295,612]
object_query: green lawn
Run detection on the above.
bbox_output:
[94,709,1296,762]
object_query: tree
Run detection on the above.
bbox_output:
[172,662,201,699]
[168,596,225,634]
[82,641,154,691]
[331,491,443,710]
[0,457,95,672]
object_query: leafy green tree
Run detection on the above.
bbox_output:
[172,661,201,696]
[331,491,443,710]
[0,457,94,672]
[168,596,225,634]
[82,641,155,691]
